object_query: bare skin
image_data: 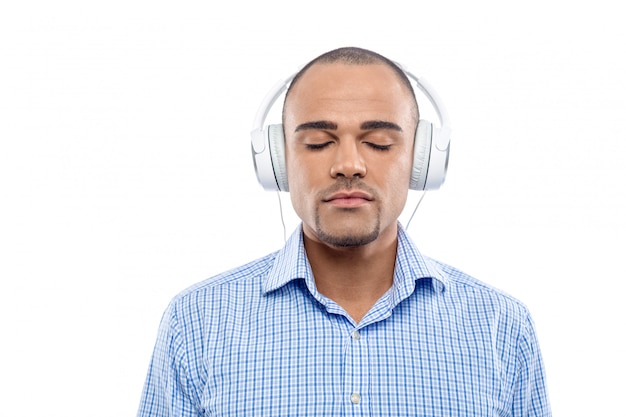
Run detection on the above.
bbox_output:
[283,62,417,322]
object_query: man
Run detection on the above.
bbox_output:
[137,47,551,416]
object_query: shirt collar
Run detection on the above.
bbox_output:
[262,226,313,294]
[262,223,448,295]
[392,223,448,298]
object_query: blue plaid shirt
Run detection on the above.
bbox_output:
[138,225,551,416]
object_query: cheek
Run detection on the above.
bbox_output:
[380,154,412,206]
[285,157,317,217]
[285,147,304,185]
[386,175,410,201]
[384,152,413,186]
[286,160,309,193]
[286,150,326,188]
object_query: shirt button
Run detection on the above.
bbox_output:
[351,330,361,340]
[350,393,361,404]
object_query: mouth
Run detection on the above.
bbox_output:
[323,190,373,208]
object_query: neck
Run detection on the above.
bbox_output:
[303,223,399,323]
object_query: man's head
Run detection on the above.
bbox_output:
[282,47,419,249]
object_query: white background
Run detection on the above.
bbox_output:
[1,1,624,415]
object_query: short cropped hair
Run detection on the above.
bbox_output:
[283,46,419,122]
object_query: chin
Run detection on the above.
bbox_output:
[317,231,380,248]
[314,219,381,248]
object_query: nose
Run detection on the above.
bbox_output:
[329,140,366,179]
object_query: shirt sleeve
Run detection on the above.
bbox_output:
[137,301,203,417]
[512,312,552,417]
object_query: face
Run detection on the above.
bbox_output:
[283,63,417,248]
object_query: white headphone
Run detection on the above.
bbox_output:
[250,63,451,192]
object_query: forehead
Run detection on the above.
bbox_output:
[283,63,415,120]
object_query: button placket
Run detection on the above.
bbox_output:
[344,327,368,413]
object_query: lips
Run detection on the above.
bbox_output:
[324,191,373,202]
[323,190,373,207]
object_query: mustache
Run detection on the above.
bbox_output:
[318,177,378,200]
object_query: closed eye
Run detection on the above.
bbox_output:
[366,142,392,151]
[305,142,333,150]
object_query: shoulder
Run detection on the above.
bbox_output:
[422,257,543,369]
[425,256,532,324]
[164,251,279,319]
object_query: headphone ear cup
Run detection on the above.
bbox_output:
[410,120,433,190]
[267,124,289,192]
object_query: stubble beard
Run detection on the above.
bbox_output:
[314,208,381,248]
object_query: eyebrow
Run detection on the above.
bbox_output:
[360,120,403,132]
[294,120,403,133]
[294,121,338,132]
